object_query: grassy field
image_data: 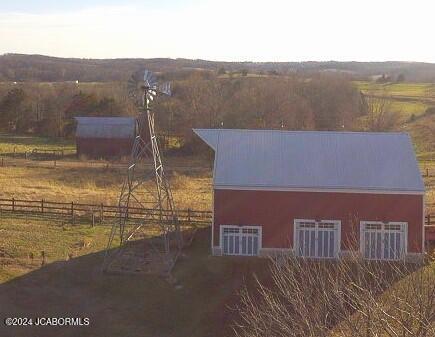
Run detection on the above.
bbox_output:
[0,217,111,283]
[354,81,435,159]
[0,160,213,210]
[354,81,435,119]
[0,133,75,155]
[354,81,435,121]
[0,222,269,337]
[355,81,435,99]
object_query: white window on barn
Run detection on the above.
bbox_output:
[294,219,341,259]
[221,225,261,256]
[360,222,407,260]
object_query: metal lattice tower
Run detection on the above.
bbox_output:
[103,70,182,274]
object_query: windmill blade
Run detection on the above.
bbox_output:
[127,72,144,98]
[127,69,171,109]
[158,82,171,96]
[143,70,158,88]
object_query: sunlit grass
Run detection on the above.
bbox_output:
[0,217,111,282]
[0,163,212,210]
[354,81,435,98]
[0,132,75,155]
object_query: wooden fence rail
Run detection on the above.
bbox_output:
[0,197,212,225]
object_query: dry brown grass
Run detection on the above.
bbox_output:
[425,179,435,214]
[421,160,435,213]
[407,113,435,160]
[0,159,213,211]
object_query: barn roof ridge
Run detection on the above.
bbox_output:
[75,116,136,123]
[194,128,409,136]
[75,116,136,139]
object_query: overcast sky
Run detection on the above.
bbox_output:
[0,0,434,62]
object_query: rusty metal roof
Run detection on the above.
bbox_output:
[75,117,136,139]
[194,129,425,193]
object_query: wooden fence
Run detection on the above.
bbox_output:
[0,156,211,172]
[0,198,212,226]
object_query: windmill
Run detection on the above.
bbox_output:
[103,69,182,274]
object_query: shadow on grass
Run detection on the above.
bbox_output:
[0,227,269,337]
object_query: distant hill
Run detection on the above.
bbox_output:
[1,53,435,82]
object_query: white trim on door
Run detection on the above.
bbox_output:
[294,219,341,259]
[360,221,408,260]
[220,225,262,256]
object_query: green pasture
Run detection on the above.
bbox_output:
[0,133,75,155]
[354,81,435,98]
[354,81,434,119]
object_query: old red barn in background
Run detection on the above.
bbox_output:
[75,117,136,158]
[195,129,425,261]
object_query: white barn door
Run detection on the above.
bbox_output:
[221,226,261,256]
[295,220,341,259]
[361,222,407,260]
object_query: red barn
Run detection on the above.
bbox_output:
[75,117,136,158]
[194,129,425,262]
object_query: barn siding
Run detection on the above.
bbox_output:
[213,189,423,253]
[76,137,134,158]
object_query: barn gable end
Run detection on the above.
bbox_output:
[194,129,425,261]
[75,117,136,158]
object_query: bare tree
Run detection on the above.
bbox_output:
[361,90,400,131]
[234,253,435,337]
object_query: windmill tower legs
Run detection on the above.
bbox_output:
[103,109,182,274]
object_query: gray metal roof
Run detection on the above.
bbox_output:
[194,129,425,192]
[75,117,136,139]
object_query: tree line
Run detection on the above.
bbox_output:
[0,72,399,152]
[2,54,435,82]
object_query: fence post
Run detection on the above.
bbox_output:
[187,208,191,223]
[428,214,431,226]
[12,198,15,212]
[41,251,46,266]
[71,202,74,224]
[41,199,44,213]
[426,168,429,177]
[91,212,95,227]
